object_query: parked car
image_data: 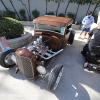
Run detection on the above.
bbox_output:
[0,16,75,91]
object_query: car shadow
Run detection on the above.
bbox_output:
[9,65,25,80]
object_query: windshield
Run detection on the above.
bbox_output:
[34,24,65,35]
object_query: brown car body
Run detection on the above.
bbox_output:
[0,16,74,82]
[33,16,72,27]
[33,16,73,51]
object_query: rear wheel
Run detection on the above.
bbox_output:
[68,30,75,44]
[47,64,63,91]
[0,49,16,68]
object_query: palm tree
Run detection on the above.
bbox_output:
[28,0,31,20]
[18,0,31,20]
[9,0,21,20]
[86,2,91,15]
[93,2,100,14]
[70,0,89,22]
[51,0,65,16]
[85,0,92,15]
[45,0,50,14]
[0,0,8,11]
[64,0,70,16]
[74,3,80,22]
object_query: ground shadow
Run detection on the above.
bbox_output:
[9,65,25,80]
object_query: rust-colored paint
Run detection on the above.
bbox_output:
[34,30,66,51]
[15,48,38,80]
[33,16,72,27]
[15,48,34,58]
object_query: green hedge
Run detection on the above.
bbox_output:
[0,17,24,39]
[0,13,2,20]
[58,13,65,17]
[32,9,40,18]
[19,8,27,21]
[3,10,16,19]
[46,11,55,15]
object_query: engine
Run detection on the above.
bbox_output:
[15,35,63,79]
[26,35,63,60]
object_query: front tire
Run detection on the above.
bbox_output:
[0,49,16,68]
[47,64,63,91]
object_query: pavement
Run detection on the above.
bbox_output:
[0,27,100,100]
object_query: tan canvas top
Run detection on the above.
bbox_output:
[33,16,72,27]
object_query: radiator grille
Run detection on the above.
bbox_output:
[16,55,34,79]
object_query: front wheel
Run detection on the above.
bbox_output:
[47,64,63,91]
[0,49,16,68]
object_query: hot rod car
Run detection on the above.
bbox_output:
[0,16,75,91]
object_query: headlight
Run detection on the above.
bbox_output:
[37,65,46,75]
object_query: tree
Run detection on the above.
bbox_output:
[86,2,91,15]
[64,0,70,16]
[0,13,3,20]
[92,0,100,14]
[18,0,31,20]
[70,0,90,22]
[9,0,21,20]
[45,0,50,14]
[28,0,31,20]
[51,0,65,16]
[0,0,8,11]
[85,0,92,15]
[75,2,80,22]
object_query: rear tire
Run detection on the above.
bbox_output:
[47,64,63,91]
[68,30,75,44]
[0,49,16,68]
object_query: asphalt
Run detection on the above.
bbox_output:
[0,27,100,100]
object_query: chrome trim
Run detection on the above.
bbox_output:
[11,55,17,64]
[42,49,63,60]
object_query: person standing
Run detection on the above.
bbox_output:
[79,11,94,39]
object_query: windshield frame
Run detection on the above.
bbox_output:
[34,23,66,35]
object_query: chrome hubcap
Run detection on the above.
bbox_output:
[4,53,15,65]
